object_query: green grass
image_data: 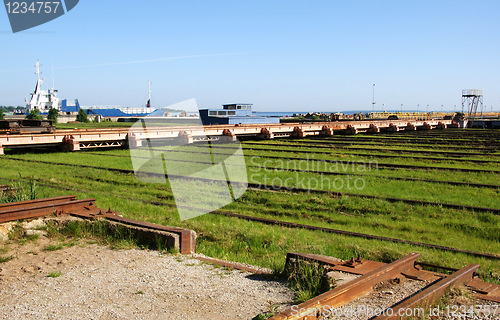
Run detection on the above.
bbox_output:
[43,244,64,251]
[285,260,329,303]
[0,255,15,263]
[46,271,62,278]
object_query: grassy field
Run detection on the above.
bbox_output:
[1,128,499,284]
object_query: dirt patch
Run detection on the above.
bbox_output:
[0,237,294,319]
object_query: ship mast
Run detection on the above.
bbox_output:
[35,60,43,94]
[147,80,151,108]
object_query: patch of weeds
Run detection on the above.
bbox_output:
[46,271,62,278]
[110,239,136,250]
[252,313,273,320]
[0,178,38,203]
[167,246,179,255]
[7,223,24,241]
[24,233,40,242]
[433,286,475,315]
[0,255,16,263]
[0,247,9,255]
[135,290,145,295]
[43,244,63,251]
[25,250,38,255]
[43,221,62,239]
[285,260,329,303]
[252,301,281,320]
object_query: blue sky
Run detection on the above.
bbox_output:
[0,0,499,112]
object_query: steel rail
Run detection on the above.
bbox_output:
[3,157,500,214]
[289,137,500,150]
[269,253,422,320]
[373,264,480,320]
[85,151,500,189]
[0,197,97,223]
[312,137,500,148]
[243,141,499,159]
[137,145,500,174]
[0,195,76,211]
[212,211,500,260]
[3,176,499,261]
[237,145,500,164]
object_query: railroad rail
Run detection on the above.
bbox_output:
[0,119,454,154]
[0,195,100,223]
[271,252,499,319]
[2,191,499,314]
[243,141,500,159]
[85,152,500,189]
[212,144,500,165]
[2,157,500,214]
[0,196,196,254]
[3,176,498,261]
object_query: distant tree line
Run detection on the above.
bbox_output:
[0,106,22,112]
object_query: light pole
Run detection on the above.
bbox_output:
[401,104,403,113]
[372,84,376,112]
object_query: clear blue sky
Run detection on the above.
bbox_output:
[1,0,499,112]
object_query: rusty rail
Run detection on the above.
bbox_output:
[270,253,421,320]
[0,196,197,255]
[277,253,499,319]
[373,264,480,319]
[3,157,500,214]
[239,143,500,164]
[0,196,97,223]
[86,152,500,190]
[286,137,499,151]
[3,176,498,261]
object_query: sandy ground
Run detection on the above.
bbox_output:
[0,236,294,320]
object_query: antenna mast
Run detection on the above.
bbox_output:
[147,80,151,108]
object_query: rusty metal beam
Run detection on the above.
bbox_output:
[373,264,480,319]
[0,195,76,212]
[269,253,421,320]
[0,197,96,223]
[104,215,196,254]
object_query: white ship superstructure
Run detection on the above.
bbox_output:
[27,60,60,111]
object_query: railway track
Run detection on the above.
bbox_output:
[2,193,499,317]
[290,137,500,151]
[271,253,499,320]
[2,175,500,262]
[292,136,498,152]
[236,144,500,164]
[147,145,500,173]
[310,132,500,147]
[2,156,499,214]
[85,151,500,189]
[0,195,105,223]
[243,141,500,158]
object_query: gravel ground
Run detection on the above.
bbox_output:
[0,237,294,320]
